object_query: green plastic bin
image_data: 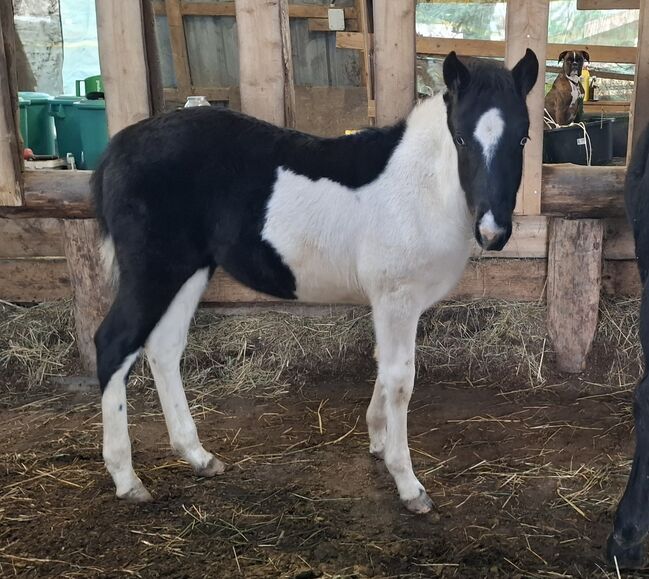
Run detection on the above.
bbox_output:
[18,96,29,147]
[18,91,56,155]
[50,95,83,167]
[74,99,109,170]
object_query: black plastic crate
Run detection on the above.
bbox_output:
[543,118,613,165]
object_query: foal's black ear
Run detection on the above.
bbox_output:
[443,51,470,92]
[512,48,539,96]
[581,50,590,62]
[557,50,569,63]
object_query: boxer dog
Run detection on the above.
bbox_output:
[544,50,590,126]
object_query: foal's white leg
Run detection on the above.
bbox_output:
[372,297,432,514]
[102,350,152,502]
[367,376,387,458]
[145,268,225,477]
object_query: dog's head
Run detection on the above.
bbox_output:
[558,50,590,78]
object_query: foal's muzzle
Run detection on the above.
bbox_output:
[475,211,511,251]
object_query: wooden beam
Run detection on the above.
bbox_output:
[308,18,359,33]
[153,2,357,19]
[373,0,416,126]
[96,0,153,133]
[577,0,639,8]
[165,0,192,99]
[235,0,288,126]
[337,32,639,64]
[629,2,649,156]
[0,218,63,258]
[279,0,296,129]
[540,164,626,218]
[547,218,604,373]
[356,0,375,124]
[506,0,549,216]
[62,220,113,373]
[0,2,22,206]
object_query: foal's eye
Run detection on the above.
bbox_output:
[455,136,466,147]
[520,136,530,146]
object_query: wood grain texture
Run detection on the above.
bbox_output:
[96,0,153,134]
[0,2,23,206]
[62,220,113,373]
[541,164,626,218]
[165,0,192,97]
[280,0,296,128]
[0,258,71,302]
[372,0,416,126]
[0,218,63,257]
[577,0,638,8]
[235,0,286,125]
[547,219,604,373]
[602,259,642,296]
[629,2,649,157]
[505,0,548,216]
[338,33,639,64]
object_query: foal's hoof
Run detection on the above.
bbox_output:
[607,533,647,570]
[195,455,226,477]
[403,489,434,515]
[118,483,153,503]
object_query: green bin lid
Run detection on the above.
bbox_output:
[18,91,52,104]
[52,95,82,104]
[74,99,106,110]
[18,96,30,106]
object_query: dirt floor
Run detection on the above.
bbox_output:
[0,298,647,578]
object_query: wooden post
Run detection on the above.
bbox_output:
[505,0,549,216]
[372,0,415,126]
[628,1,649,156]
[235,0,295,126]
[0,2,23,206]
[279,0,296,129]
[547,218,604,373]
[355,0,375,124]
[62,220,114,371]
[165,0,192,101]
[60,1,155,373]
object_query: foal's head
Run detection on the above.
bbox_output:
[443,50,538,251]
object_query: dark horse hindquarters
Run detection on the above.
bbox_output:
[608,123,649,568]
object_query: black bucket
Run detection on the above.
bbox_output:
[543,118,613,165]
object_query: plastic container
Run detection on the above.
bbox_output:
[18,95,29,146]
[18,91,56,155]
[76,75,104,99]
[74,99,109,170]
[582,112,629,159]
[49,95,83,166]
[543,118,613,165]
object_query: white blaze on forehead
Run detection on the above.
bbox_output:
[474,108,504,168]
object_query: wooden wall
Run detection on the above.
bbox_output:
[0,216,641,304]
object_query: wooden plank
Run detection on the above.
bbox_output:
[0,258,71,302]
[540,164,626,218]
[577,0,639,8]
[0,170,93,219]
[62,220,113,373]
[584,100,630,113]
[547,219,604,373]
[235,0,286,125]
[0,218,63,258]
[373,0,416,126]
[153,2,356,19]
[602,260,641,296]
[356,0,374,123]
[308,18,359,32]
[629,2,649,156]
[280,0,296,129]
[604,218,635,260]
[96,0,153,134]
[337,33,639,64]
[0,2,22,206]
[165,0,192,97]
[506,0,549,216]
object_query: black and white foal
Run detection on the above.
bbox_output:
[94,50,538,512]
[608,123,649,568]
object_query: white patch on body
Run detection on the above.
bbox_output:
[145,268,223,475]
[478,210,505,245]
[261,93,473,307]
[473,108,504,168]
[569,73,581,107]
